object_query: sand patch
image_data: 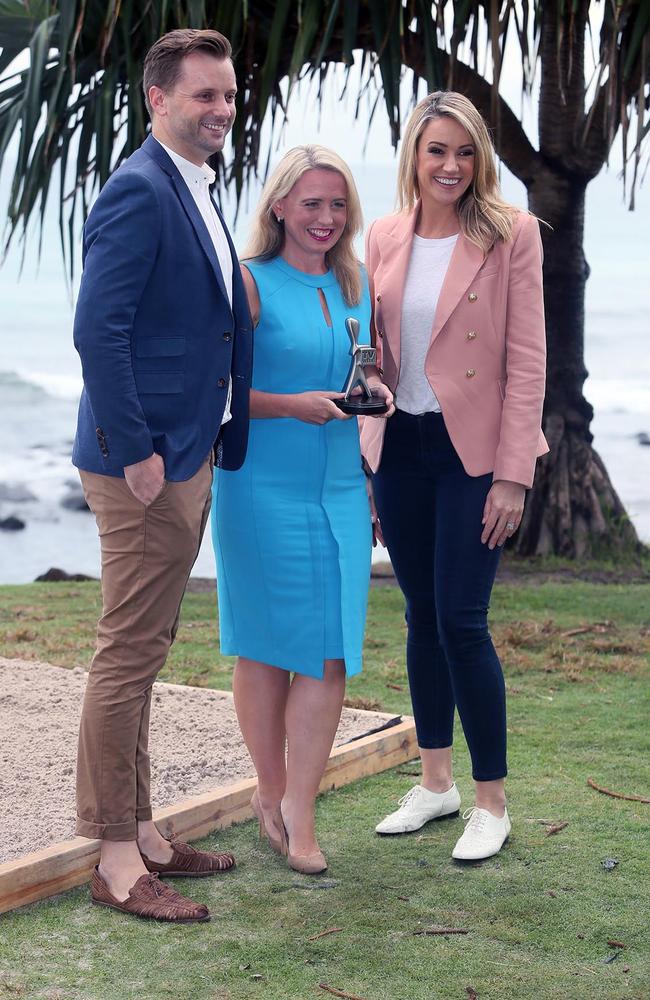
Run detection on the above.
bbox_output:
[0,657,397,864]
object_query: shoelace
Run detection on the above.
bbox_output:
[397,786,424,809]
[461,806,487,832]
[148,874,164,897]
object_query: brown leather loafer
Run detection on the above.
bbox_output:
[140,840,236,877]
[90,866,210,923]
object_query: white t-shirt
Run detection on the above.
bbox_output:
[396,233,458,415]
[154,138,233,423]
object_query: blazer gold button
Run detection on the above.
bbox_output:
[466,368,476,378]
[468,291,477,302]
[377,328,383,338]
[376,293,381,302]
[467,330,477,340]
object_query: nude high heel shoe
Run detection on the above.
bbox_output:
[280,803,328,875]
[250,790,287,856]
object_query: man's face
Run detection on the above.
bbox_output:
[150,51,237,165]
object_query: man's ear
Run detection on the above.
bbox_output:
[149,85,167,117]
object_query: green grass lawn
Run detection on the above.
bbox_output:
[0,573,649,1000]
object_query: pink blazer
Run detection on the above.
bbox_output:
[360,207,549,489]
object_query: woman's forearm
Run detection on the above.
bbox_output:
[249,388,298,419]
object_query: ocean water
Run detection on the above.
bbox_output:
[0,162,648,583]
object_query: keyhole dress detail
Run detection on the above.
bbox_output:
[212,256,372,677]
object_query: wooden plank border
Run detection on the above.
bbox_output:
[0,717,416,915]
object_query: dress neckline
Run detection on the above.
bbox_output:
[273,255,338,288]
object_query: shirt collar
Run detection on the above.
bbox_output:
[154,137,216,188]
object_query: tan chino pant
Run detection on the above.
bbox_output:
[76,457,213,840]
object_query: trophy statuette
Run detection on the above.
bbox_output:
[335,317,389,416]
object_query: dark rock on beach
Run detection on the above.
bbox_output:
[0,516,25,531]
[0,484,37,503]
[35,567,96,583]
[60,486,90,511]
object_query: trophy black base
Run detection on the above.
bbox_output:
[335,393,389,416]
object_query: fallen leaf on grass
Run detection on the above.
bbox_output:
[587,777,650,804]
[308,927,343,941]
[466,989,478,1000]
[623,965,630,973]
[607,939,625,949]
[561,621,614,637]
[547,891,557,898]
[386,683,404,691]
[545,821,569,836]
[318,984,368,1000]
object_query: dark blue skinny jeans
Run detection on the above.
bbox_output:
[372,409,507,781]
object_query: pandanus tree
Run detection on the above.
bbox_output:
[1,0,648,556]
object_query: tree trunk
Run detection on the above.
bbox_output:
[512,0,640,557]
[513,169,638,556]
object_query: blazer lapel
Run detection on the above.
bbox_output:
[172,175,231,306]
[375,209,419,380]
[142,135,231,308]
[430,233,485,343]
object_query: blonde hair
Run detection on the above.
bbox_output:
[243,145,364,305]
[396,91,518,252]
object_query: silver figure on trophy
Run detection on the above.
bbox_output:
[335,317,389,415]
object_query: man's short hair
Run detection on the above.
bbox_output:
[143,29,232,118]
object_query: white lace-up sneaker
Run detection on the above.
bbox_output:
[451,806,511,860]
[375,783,461,835]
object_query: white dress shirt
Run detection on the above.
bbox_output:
[155,137,233,423]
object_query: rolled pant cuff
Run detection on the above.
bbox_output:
[472,770,508,782]
[75,815,138,841]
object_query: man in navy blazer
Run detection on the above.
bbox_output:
[72,29,252,923]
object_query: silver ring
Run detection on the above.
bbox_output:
[506,521,516,531]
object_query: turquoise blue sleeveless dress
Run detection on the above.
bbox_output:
[212,256,372,678]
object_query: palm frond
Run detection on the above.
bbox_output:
[0,0,649,266]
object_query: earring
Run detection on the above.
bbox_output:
[276,214,284,223]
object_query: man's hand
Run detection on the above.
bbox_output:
[481,479,526,549]
[124,453,165,505]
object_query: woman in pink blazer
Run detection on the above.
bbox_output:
[362,91,548,861]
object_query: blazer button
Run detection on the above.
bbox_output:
[217,378,226,388]
[468,291,478,302]
[377,328,383,338]
[223,332,232,341]
[377,366,384,376]
[466,368,476,378]
[467,330,477,340]
[376,293,382,302]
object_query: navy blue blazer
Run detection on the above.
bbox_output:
[72,135,252,480]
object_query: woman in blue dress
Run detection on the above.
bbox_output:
[212,146,393,874]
